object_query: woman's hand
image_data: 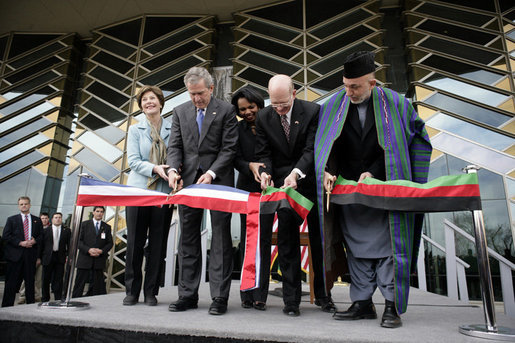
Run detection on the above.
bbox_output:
[249,162,265,182]
[153,164,170,181]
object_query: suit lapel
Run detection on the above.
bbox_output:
[200,98,217,146]
[185,103,200,144]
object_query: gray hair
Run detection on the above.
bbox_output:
[184,67,213,88]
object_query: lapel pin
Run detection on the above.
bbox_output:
[212,112,216,115]
[294,121,299,124]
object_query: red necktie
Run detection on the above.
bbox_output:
[23,215,29,240]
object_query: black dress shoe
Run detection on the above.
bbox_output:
[282,303,300,317]
[209,297,228,315]
[241,300,253,309]
[253,301,266,311]
[123,295,138,306]
[381,300,402,328]
[144,295,157,306]
[168,297,198,312]
[315,297,337,313]
[333,300,377,320]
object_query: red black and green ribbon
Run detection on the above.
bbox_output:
[330,173,481,212]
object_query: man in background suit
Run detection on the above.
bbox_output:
[17,212,48,304]
[1,196,43,307]
[41,212,71,302]
[167,66,238,315]
[72,206,113,298]
[255,74,334,316]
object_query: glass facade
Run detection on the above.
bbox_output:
[0,0,513,298]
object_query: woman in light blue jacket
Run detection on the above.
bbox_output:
[123,85,172,306]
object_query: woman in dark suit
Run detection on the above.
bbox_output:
[231,87,266,310]
[123,85,172,306]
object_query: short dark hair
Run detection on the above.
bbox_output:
[93,206,105,212]
[40,212,49,218]
[52,212,63,219]
[231,87,265,118]
[136,85,165,112]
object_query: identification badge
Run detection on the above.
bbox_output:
[101,232,106,240]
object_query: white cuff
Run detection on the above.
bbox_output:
[292,168,305,180]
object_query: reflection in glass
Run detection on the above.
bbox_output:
[424,73,509,107]
[5,56,61,85]
[99,18,141,46]
[142,41,203,70]
[8,34,60,59]
[0,101,54,131]
[162,92,190,115]
[0,151,45,179]
[420,37,500,65]
[310,9,370,39]
[237,68,274,89]
[312,71,343,94]
[0,117,51,146]
[311,26,374,56]
[414,3,493,26]
[424,92,510,128]
[310,42,372,74]
[8,42,63,69]
[417,19,496,45]
[3,84,56,103]
[0,134,48,161]
[89,66,132,91]
[427,113,513,151]
[89,124,125,145]
[144,26,203,55]
[421,55,503,85]
[74,148,119,181]
[77,131,122,163]
[95,36,135,58]
[239,51,299,75]
[79,113,111,131]
[91,51,134,75]
[241,19,299,42]
[482,199,511,253]
[430,132,514,174]
[86,81,129,108]
[239,35,300,60]
[140,56,200,86]
[83,98,127,123]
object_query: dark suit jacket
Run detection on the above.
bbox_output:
[40,226,71,265]
[2,214,42,263]
[167,97,238,187]
[234,120,261,193]
[327,101,386,181]
[76,220,113,270]
[255,98,319,198]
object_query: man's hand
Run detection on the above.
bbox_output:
[324,171,336,193]
[19,238,35,248]
[168,170,182,191]
[36,258,41,267]
[249,162,265,183]
[260,172,274,190]
[196,172,213,184]
[281,170,299,189]
[88,248,102,257]
[358,171,373,182]
[152,164,170,181]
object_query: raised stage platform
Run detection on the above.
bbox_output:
[0,281,514,343]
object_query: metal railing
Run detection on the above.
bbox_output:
[417,218,515,318]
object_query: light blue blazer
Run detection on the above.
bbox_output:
[126,117,172,193]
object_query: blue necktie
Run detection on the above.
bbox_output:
[197,109,204,135]
[95,222,100,235]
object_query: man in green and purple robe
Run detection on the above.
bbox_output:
[315,51,432,328]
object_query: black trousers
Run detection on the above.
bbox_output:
[256,208,302,306]
[1,251,36,307]
[42,252,65,302]
[125,205,172,298]
[72,268,106,297]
